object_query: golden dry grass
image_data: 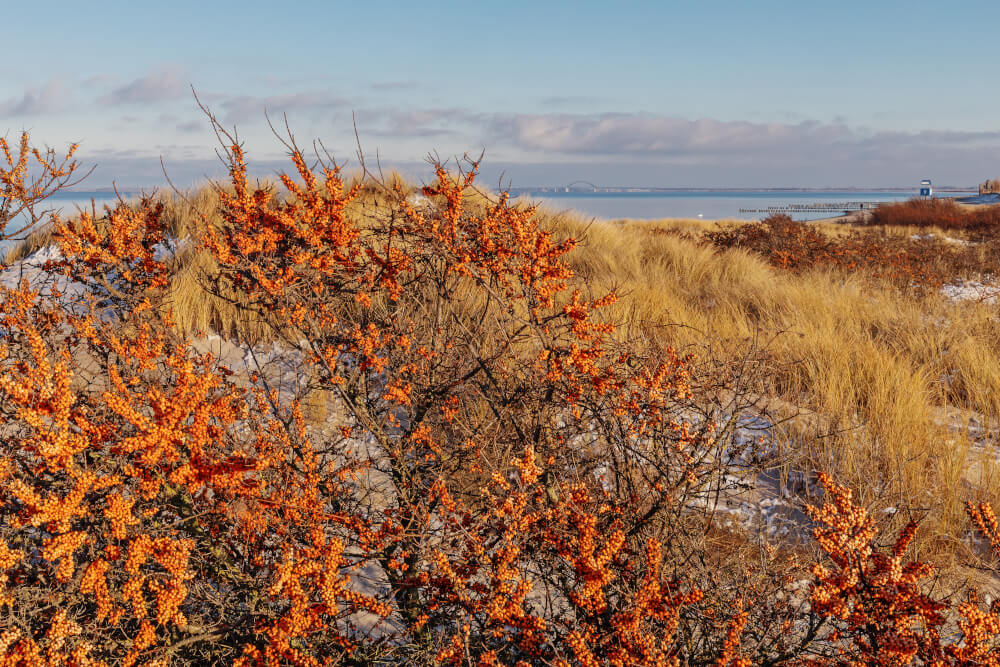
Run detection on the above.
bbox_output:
[9,183,1000,561]
[543,212,1000,560]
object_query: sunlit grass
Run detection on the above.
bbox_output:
[9,183,1000,562]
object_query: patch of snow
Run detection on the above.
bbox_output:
[910,233,970,246]
[1,238,193,315]
[0,246,88,306]
[407,194,432,210]
[941,281,1000,304]
[151,237,190,261]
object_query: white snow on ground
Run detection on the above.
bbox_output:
[676,407,816,542]
[941,280,1000,303]
[407,193,431,209]
[1,239,190,311]
[910,233,971,246]
[187,335,312,404]
[1,244,310,403]
[0,246,89,307]
[21,242,998,555]
[0,245,64,287]
[152,237,190,261]
[2,236,188,283]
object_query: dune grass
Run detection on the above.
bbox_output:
[543,213,1000,561]
[9,183,1000,563]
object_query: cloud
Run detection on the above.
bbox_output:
[347,108,863,164]
[363,108,481,138]
[45,97,1000,189]
[70,146,292,189]
[344,107,1000,185]
[483,113,856,158]
[217,91,351,123]
[472,112,1000,176]
[100,66,188,105]
[0,79,73,116]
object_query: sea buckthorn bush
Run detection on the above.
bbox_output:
[3,125,1000,666]
[705,214,1000,288]
[868,198,1000,236]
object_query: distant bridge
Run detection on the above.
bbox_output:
[565,180,599,191]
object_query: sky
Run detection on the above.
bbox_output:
[3,0,1000,188]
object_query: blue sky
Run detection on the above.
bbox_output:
[4,0,999,187]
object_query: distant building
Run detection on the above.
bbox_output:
[980,179,1000,195]
[920,179,932,197]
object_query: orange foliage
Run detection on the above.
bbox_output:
[868,198,1000,236]
[3,126,1000,666]
[0,132,84,241]
[707,215,948,287]
[799,474,1000,666]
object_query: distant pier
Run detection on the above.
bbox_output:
[738,201,886,214]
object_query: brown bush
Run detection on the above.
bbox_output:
[706,214,949,288]
[869,198,1000,237]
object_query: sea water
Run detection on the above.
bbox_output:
[2,189,978,254]
[520,190,974,221]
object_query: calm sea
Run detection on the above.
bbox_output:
[5,191,137,229]
[3,189,978,244]
[24,191,137,215]
[519,190,974,221]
